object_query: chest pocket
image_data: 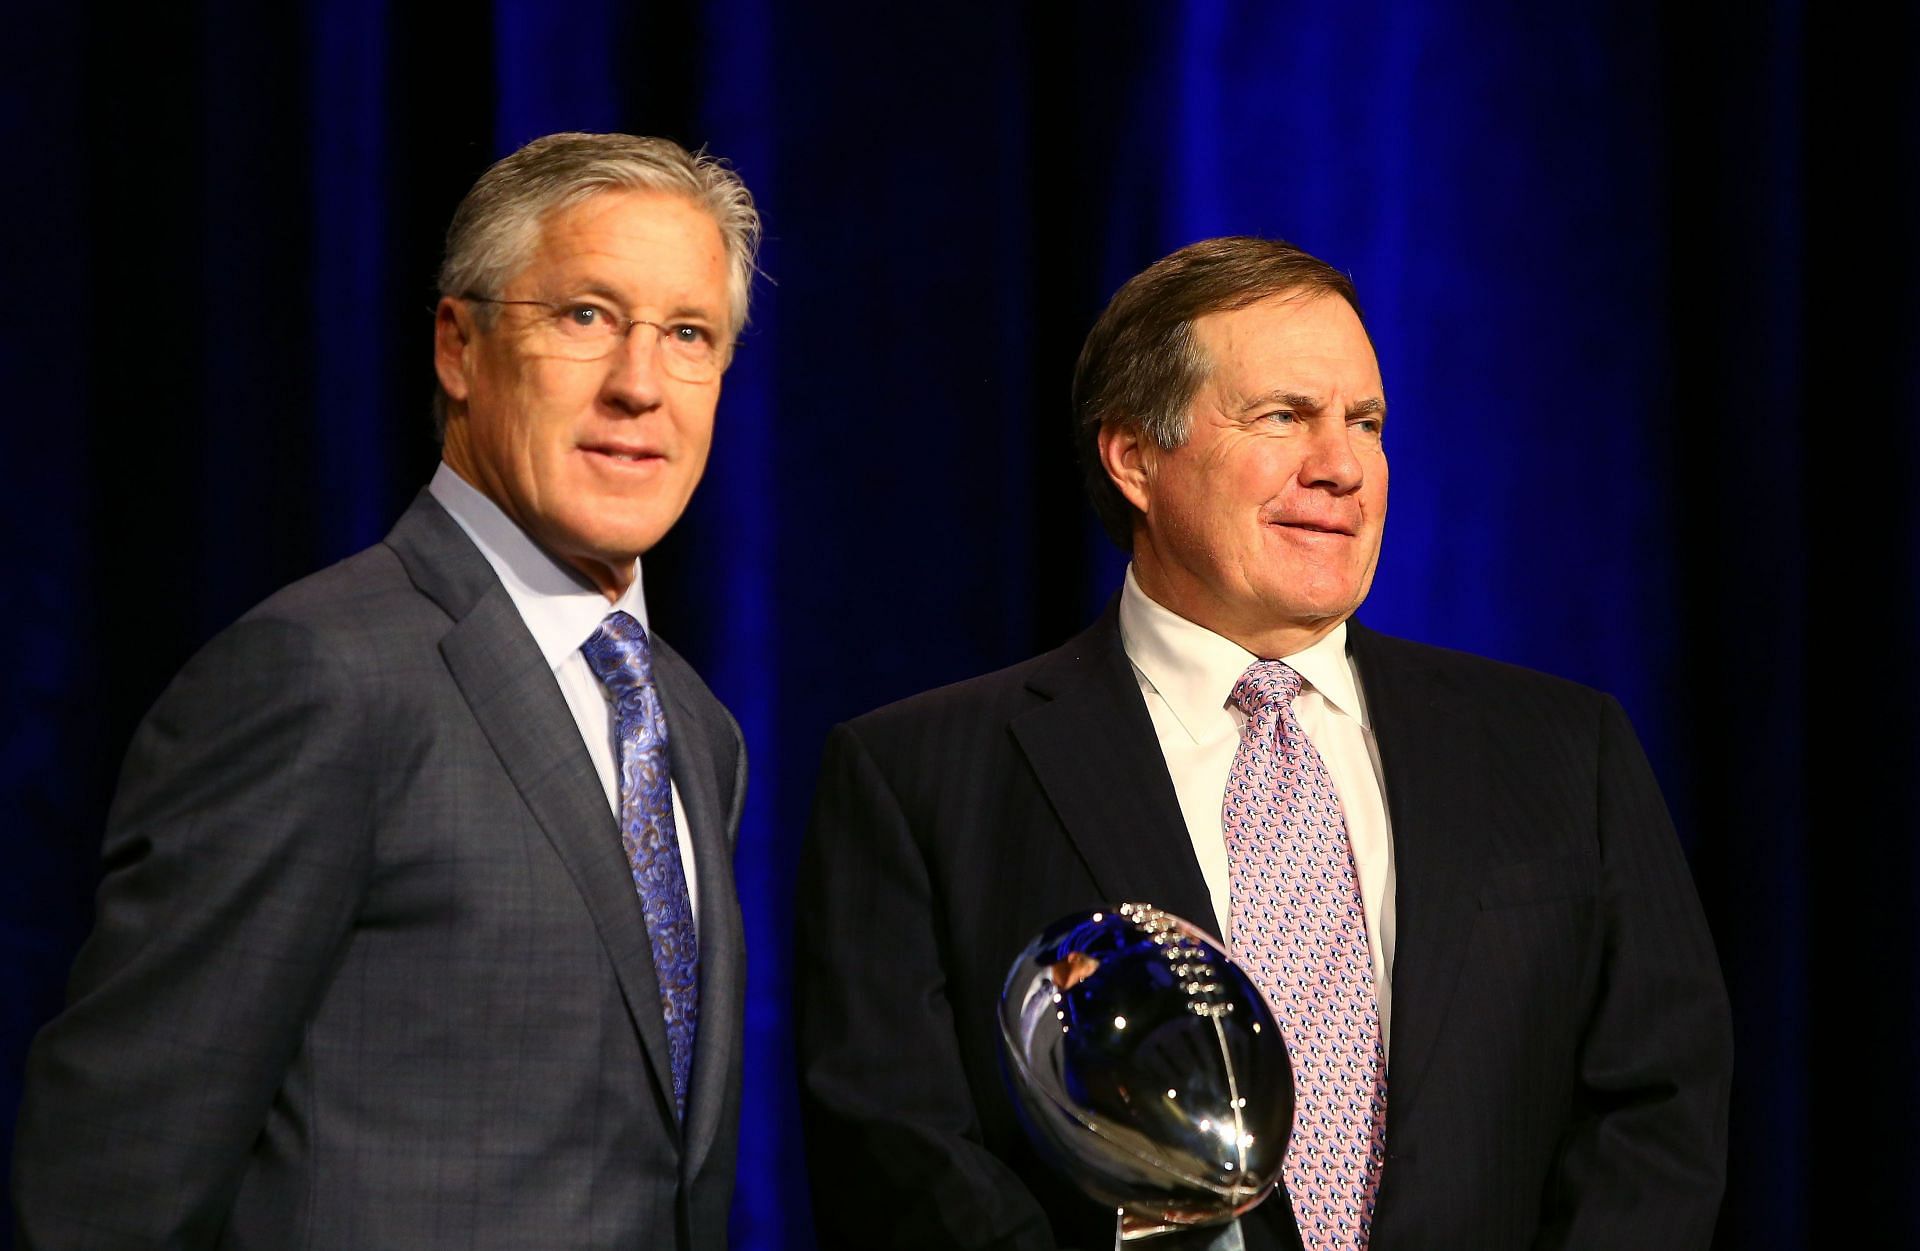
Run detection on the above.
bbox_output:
[1475,854,1595,910]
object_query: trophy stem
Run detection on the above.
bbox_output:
[1113,1213,1247,1250]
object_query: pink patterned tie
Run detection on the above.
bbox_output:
[1224,660,1387,1251]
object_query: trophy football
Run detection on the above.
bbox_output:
[997,903,1292,1251]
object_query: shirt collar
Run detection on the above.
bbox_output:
[1117,564,1366,742]
[429,461,649,671]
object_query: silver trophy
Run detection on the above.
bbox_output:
[998,903,1292,1251]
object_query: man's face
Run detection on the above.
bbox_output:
[435,189,731,594]
[1119,290,1388,651]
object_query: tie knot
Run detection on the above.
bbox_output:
[581,610,654,699]
[1229,659,1302,716]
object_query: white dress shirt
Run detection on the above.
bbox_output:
[429,463,700,930]
[1118,567,1395,1052]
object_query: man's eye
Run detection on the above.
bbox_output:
[562,303,608,328]
[669,324,715,349]
[1264,410,1296,425]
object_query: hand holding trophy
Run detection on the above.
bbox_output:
[998,903,1292,1250]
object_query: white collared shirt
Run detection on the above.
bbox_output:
[1118,566,1395,1052]
[429,462,699,930]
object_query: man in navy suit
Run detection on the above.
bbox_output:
[15,132,758,1249]
[796,237,1732,1250]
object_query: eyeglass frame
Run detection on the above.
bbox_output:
[456,293,734,382]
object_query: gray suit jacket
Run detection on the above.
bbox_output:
[13,493,747,1249]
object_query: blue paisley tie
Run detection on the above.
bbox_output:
[582,610,698,1120]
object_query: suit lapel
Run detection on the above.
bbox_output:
[651,635,744,1182]
[386,494,683,1132]
[1347,622,1491,1133]
[1009,609,1221,939]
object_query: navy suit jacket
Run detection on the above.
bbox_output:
[796,606,1730,1250]
[14,493,747,1249]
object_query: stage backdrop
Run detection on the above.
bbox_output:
[5,3,1915,1248]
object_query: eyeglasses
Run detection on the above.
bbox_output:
[461,295,730,383]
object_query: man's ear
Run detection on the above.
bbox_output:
[1097,420,1155,516]
[433,298,474,403]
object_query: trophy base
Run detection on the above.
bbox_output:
[1114,1213,1246,1250]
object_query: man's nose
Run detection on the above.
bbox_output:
[1300,421,1365,492]
[600,324,667,411]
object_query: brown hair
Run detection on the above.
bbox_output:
[1071,236,1363,549]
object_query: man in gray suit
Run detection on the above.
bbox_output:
[13,132,757,1249]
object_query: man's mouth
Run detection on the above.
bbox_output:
[1269,518,1356,536]
[582,443,664,464]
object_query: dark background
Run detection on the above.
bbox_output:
[5,3,1916,1247]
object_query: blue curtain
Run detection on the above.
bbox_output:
[5,4,1915,1247]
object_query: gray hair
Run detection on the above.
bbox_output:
[434,132,762,431]
[1070,236,1364,550]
